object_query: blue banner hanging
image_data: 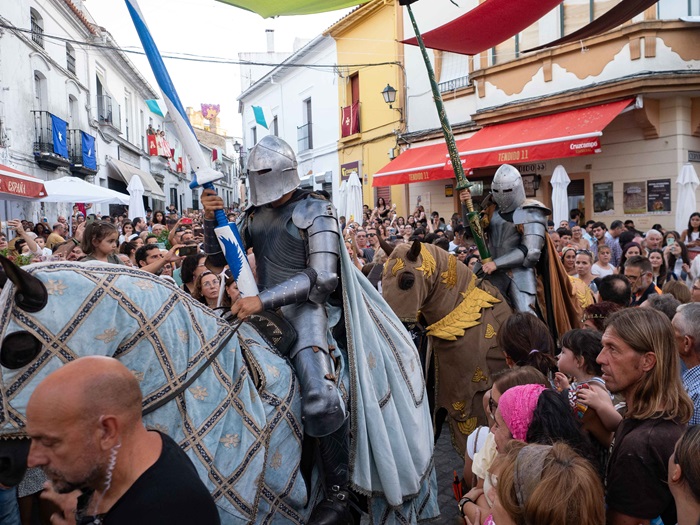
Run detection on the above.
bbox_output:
[81,131,97,170]
[50,114,68,158]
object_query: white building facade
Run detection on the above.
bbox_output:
[238,35,341,204]
[0,0,230,223]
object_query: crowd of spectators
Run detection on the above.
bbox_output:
[339,201,700,525]
[2,197,700,525]
[0,204,241,313]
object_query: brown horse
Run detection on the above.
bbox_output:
[382,241,512,456]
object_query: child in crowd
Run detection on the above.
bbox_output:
[81,221,122,264]
[554,329,621,448]
[591,245,616,277]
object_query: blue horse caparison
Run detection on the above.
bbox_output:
[0,259,439,524]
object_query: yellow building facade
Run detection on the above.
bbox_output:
[326,0,410,217]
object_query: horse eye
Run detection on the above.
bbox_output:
[398,272,415,291]
[1,331,42,370]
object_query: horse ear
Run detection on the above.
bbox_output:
[0,255,48,312]
[406,240,422,262]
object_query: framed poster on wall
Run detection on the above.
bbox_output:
[647,179,671,214]
[623,182,646,215]
[593,182,614,214]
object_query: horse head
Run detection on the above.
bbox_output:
[382,241,473,325]
[0,258,238,486]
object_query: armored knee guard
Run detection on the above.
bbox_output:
[293,346,345,438]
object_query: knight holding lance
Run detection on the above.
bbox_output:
[459,164,549,314]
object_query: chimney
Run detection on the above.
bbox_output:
[266,29,274,53]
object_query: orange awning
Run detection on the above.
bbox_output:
[372,142,454,187]
[455,99,634,169]
[0,163,47,199]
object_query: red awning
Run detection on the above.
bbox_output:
[403,0,564,56]
[0,163,47,199]
[455,99,634,169]
[373,142,454,187]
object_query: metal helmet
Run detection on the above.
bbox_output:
[246,135,300,206]
[491,164,526,213]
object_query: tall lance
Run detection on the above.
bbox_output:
[399,0,492,263]
[123,0,258,297]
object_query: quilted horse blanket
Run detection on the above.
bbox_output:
[0,258,438,524]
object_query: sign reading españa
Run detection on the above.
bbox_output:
[0,164,47,199]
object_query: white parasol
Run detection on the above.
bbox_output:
[550,165,571,227]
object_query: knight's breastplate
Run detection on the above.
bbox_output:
[248,201,307,291]
[488,211,522,258]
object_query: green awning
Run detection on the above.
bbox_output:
[216,0,366,17]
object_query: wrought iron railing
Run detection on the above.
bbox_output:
[31,110,57,155]
[438,75,470,93]
[96,94,121,130]
[297,122,312,151]
[31,18,44,48]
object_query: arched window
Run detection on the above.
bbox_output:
[30,8,44,48]
[69,95,78,128]
[34,71,47,110]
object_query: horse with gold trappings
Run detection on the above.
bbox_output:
[381,241,512,455]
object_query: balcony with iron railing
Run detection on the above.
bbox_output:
[32,110,71,170]
[68,129,98,177]
[438,75,470,93]
[297,122,312,152]
[96,95,122,138]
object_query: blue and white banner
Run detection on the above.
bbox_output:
[215,224,258,297]
[81,131,97,170]
[50,114,68,158]
[124,0,257,297]
[123,0,222,187]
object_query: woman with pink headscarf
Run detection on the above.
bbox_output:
[461,384,596,523]
[494,384,594,460]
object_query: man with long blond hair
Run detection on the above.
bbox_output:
[598,308,693,525]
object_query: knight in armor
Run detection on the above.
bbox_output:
[459,164,550,314]
[201,135,352,525]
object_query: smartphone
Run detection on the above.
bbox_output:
[181,217,193,225]
[666,237,675,246]
[177,245,199,257]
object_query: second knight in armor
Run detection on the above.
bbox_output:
[460,164,550,313]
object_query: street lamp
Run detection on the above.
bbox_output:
[381,84,397,108]
[233,140,241,153]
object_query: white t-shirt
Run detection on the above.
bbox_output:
[591,262,615,278]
